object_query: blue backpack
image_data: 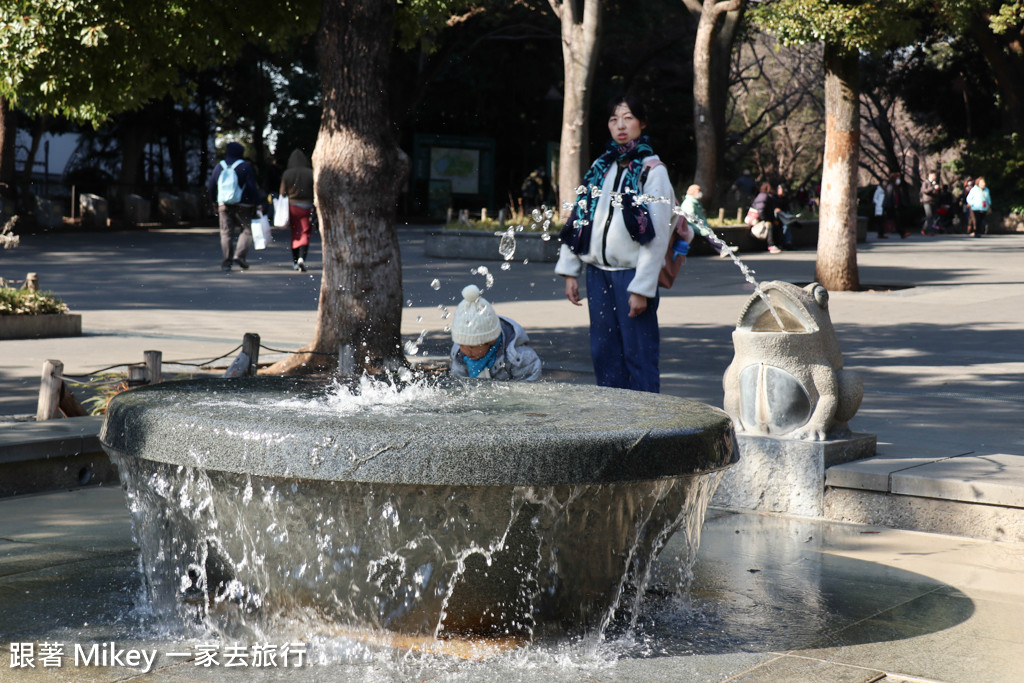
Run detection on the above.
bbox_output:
[216,159,244,204]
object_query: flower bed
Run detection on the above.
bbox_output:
[0,287,81,339]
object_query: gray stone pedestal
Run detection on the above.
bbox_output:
[124,194,151,224]
[79,193,108,228]
[713,432,876,517]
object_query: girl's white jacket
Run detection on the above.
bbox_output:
[554,155,674,299]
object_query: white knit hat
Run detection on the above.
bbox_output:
[451,284,501,346]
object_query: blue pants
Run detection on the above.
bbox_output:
[585,265,660,393]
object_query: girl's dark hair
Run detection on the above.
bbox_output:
[607,93,647,125]
[759,182,772,194]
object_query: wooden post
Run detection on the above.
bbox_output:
[736,207,743,222]
[242,333,260,376]
[25,273,39,292]
[144,350,163,384]
[480,207,488,221]
[497,208,506,229]
[718,208,726,222]
[446,207,453,224]
[36,360,63,421]
[128,365,148,387]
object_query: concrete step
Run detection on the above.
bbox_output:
[825,451,1024,543]
[0,415,116,496]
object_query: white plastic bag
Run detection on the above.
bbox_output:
[751,220,771,241]
[251,215,271,250]
[273,196,290,228]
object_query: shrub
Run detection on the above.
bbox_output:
[0,287,70,315]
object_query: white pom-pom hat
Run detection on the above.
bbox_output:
[451,284,501,346]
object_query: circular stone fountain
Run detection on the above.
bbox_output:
[101,377,735,639]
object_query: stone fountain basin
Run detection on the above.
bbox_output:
[101,377,736,637]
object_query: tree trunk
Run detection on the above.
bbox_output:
[549,0,601,216]
[0,97,17,202]
[709,5,744,196]
[815,44,860,292]
[690,0,743,199]
[267,0,407,375]
[117,113,151,192]
[21,115,48,188]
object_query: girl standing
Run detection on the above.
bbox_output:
[555,94,674,393]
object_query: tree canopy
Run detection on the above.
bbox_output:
[750,0,922,53]
[0,0,319,123]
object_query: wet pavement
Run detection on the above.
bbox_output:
[1,487,1022,682]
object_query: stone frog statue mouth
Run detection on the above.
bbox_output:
[723,281,863,441]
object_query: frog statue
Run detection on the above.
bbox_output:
[723,281,863,441]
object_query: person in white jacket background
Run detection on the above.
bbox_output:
[555,94,674,393]
[872,182,886,238]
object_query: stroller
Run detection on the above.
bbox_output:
[928,186,957,234]
[930,204,954,234]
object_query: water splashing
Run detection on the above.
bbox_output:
[679,210,786,330]
[403,330,426,356]
[498,227,516,261]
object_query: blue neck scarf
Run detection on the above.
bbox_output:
[464,333,502,378]
[559,135,656,254]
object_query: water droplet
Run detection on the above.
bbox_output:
[500,262,511,271]
[499,231,516,261]
[430,278,441,290]
[403,341,419,355]
[522,258,529,264]
[476,266,490,276]
[406,300,413,307]
[485,273,494,288]
[416,316,422,323]
[443,325,451,332]
[575,185,587,195]
[531,209,542,222]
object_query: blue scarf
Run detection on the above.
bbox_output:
[464,333,502,378]
[559,135,657,254]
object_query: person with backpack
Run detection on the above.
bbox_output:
[555,93,673,393]
[205,141,264,272]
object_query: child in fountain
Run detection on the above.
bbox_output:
[449,284,542,381]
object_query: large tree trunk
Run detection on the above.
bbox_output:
[0,97,17,203]
[267,0,407,375]
[548,0,601,216]
[688,0,743,199]
[815,44,860,291]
